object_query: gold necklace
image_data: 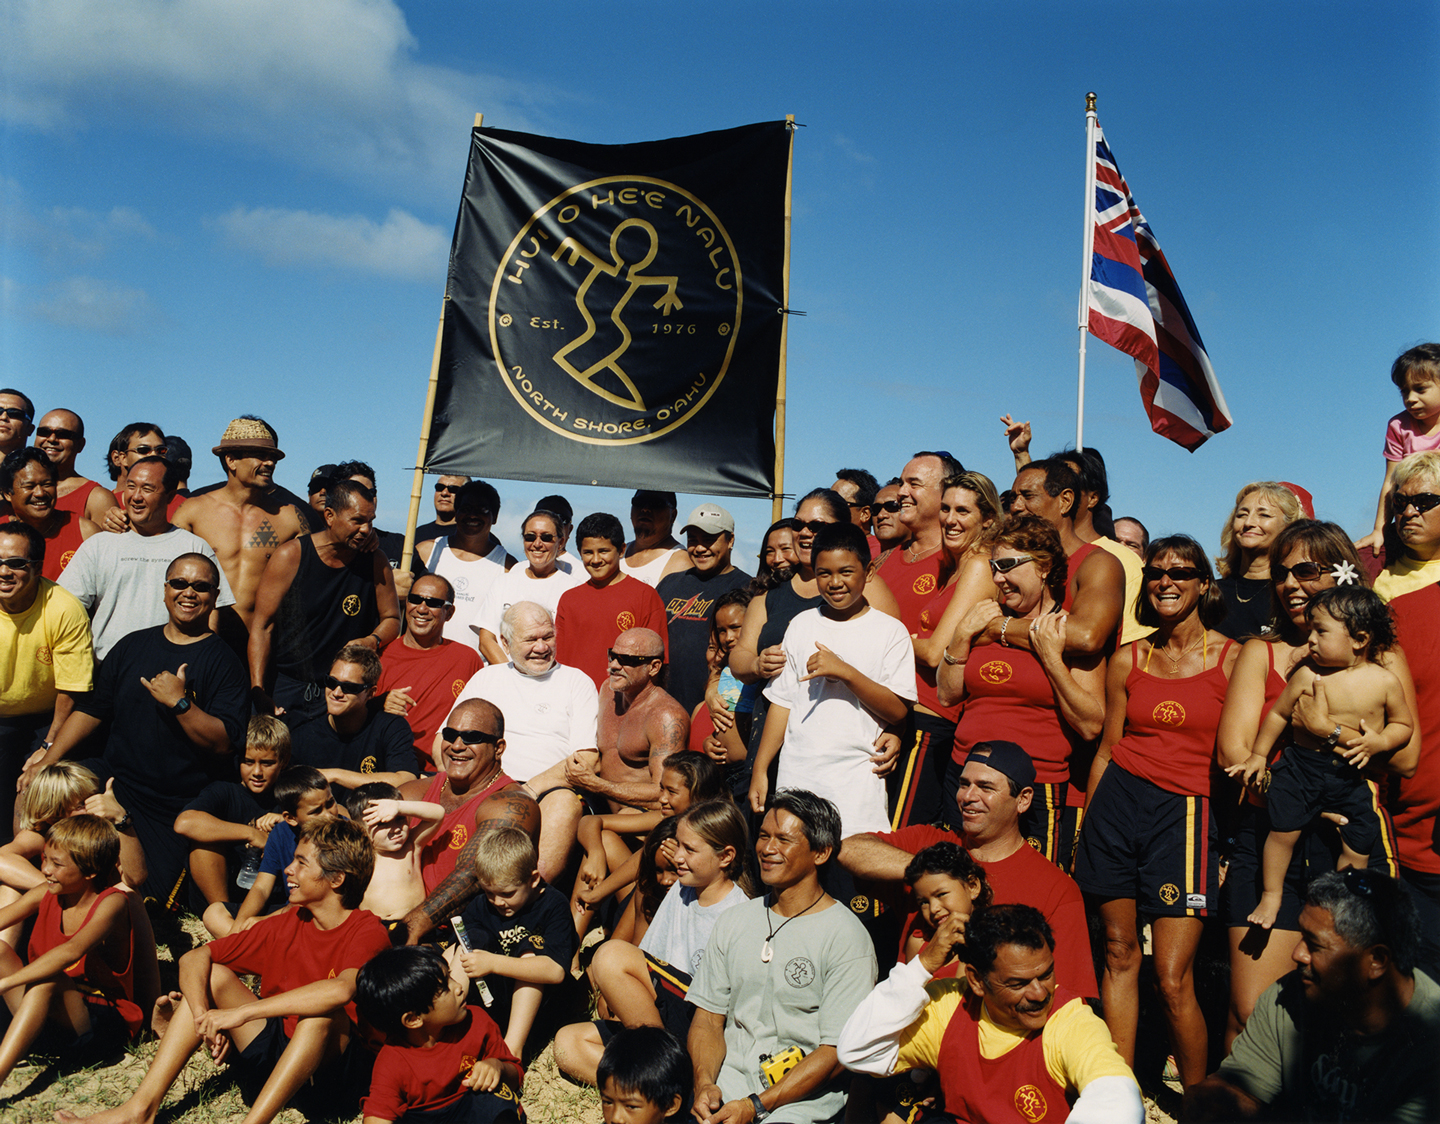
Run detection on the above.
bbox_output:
[1156,629,1206,668]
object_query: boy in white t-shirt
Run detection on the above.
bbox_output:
[748,522,915,835]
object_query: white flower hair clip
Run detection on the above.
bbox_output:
[1332,561,1360,587]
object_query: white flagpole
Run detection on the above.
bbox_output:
[1076,92,1098,452]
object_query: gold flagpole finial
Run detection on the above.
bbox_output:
[1085,92,1097,113]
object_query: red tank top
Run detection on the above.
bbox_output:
[937,987,1078,1124]
[1110,640,1232,797]
[953,643,1081,784]
[1,511,86,581]
[1060,543,1101,613]
[418,769,516,892]
[54,479,99,516]
[915,583,961,721]
[28,884,142,1034]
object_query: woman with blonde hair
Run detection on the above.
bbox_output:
[1214,482,1305,640]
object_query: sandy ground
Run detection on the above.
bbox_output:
[0,912,1180,1124]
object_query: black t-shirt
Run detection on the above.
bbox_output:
[458,883,575,1022]
[78,626,250,800]
[290,712,418,778]
[656,567,753,715]
[183,779,273,824]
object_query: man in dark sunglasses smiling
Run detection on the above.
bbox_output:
[32,407,121,528]
[375,574,482,769]
[289,644,418,794]
[24,552,249,899]
[0,388,35,460]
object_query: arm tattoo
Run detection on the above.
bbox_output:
[414,834,484,929]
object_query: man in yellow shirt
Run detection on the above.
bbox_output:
[837,903,1141,1123]
[0,523,93,838]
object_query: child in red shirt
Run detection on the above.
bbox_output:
[55,818,391,1124]
[0,815,148,1087]
[357,944,523,1123]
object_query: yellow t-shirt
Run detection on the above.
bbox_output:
[896,980,1137,1093]
[0,580,94,716]
[1373,554,1440,603]
[1095,537,1155,644]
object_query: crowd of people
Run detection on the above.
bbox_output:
[0,343,1439,1123]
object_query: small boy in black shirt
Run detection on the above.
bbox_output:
[452,827,575,1060]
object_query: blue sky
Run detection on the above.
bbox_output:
[4,0,1437,564]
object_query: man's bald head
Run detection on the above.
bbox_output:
[614,627,664,658]
[447,697,504,739]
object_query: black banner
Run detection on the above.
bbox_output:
[426,120,790,498]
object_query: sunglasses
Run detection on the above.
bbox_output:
[434,483,462,494]
[166,577,218,593]
[798,519,835,533]
[608,649,661,667]
[1395,492,1440,515]
[128,443,166,457]
[0,557,35,571]
[522,531,557,544]
[35,426,79,441]
[406,593,452,608]
[323,675,368,695]
[1271,560,1324,584]
[1143,565,1204,583]
[442,726,500,745]
[989,554,1035,575]
[875,499,902,513]
[0,408,33,422]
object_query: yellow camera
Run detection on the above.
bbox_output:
[759,1046,804,1088]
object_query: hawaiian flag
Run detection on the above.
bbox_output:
[1087,126,1232,451]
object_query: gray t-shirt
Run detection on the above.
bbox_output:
[59,527,234,659]
[1218,968,1440,1121]
[687,895,877,1124]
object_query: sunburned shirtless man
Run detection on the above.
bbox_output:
[33,408,119,526]
[563,627,690,813]
[175,416,309,652]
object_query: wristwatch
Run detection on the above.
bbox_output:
[749,1094,770,1122]
[170,697,193,716]
[1322,724,1342,749]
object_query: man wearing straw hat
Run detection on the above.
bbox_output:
[176,416,310,650]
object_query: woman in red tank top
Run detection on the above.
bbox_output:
[1075,535,1237,1091]
[1215,520,1419,1050]
[938,515,1106,856]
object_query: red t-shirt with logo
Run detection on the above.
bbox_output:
[209,905,391,1037]
[378,639,484,769]
[555,576,669,689]
[364,1005,522,1119]
[418,769,517,893]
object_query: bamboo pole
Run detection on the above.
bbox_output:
[772,115,795,524]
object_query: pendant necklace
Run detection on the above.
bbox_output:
[761,891,825,962]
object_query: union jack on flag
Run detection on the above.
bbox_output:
[1087,125,1232,451]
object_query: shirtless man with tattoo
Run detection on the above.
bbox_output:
[563,627,690,813]
[174,416,308,650]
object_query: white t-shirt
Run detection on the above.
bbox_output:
[455,661,598,782]
[468,565,583,642]
[60,527,235,659]
[619,547,686,588]
[763,607,916,835]
[426,536,509,650]
[640,881,749,978]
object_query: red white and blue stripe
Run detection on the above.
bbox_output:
[1087,126,1232,451]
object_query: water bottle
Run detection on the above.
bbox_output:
[236,847,261,890]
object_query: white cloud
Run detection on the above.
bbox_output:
[2,0,559,198]
[1,176,155,262]
[833,134,876,164]
[25,275,155,336]
[214,205,447,279]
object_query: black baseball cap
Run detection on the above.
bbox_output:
[963,741,1036,790]
[309,463,340,492]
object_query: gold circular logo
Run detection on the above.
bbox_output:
[361,756,376,774]
[1026,836,1044,852]
[849,895,870,915]
[919,608,934,630]
[36,646,53,666]
[1159,883,1180,906]
[448,826,468,851]
[60,550,76,571]
[912,573,936,596]
[616,610,636,631]
[1014,1084,1048,1122]
[342,594,361,617]
[489,176,743,446]
[451,678,465,698]
[980,660,1013,684]
[1153,700,1187,726]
